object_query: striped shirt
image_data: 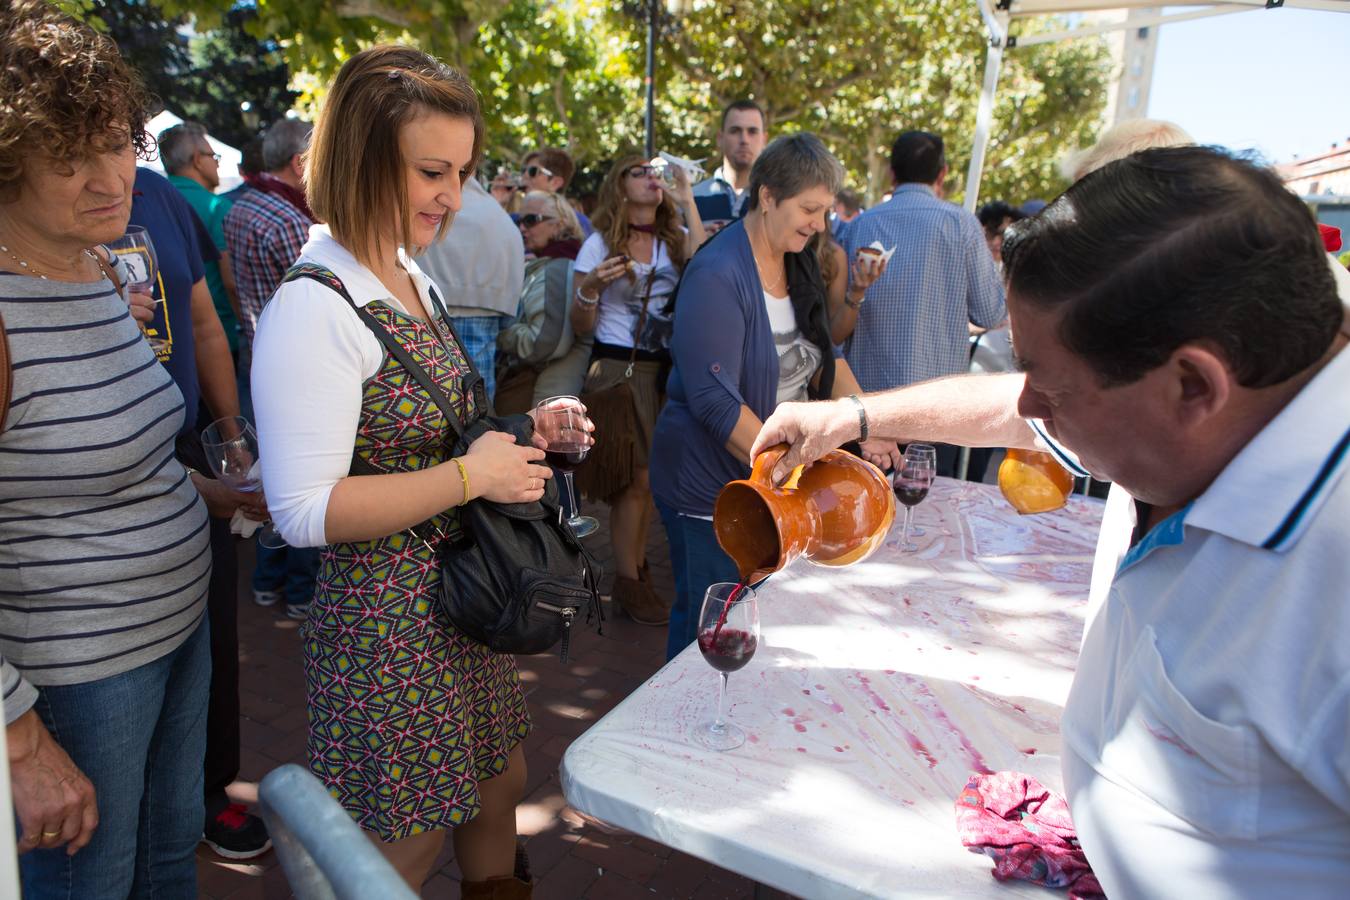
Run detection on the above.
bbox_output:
[0,264,210,723]
[222,185,312,345]
[843,184,1006,391]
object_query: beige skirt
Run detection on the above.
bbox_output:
[576,357,664,502]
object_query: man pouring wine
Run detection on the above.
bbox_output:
[751,147,1350,899]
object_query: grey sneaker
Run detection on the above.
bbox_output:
[253,589,280,607]
[285,602,310,621]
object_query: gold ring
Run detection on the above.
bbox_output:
[41,830,60,838]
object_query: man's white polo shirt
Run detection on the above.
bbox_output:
[1033,344,1350,898]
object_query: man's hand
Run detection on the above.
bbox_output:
[8,710,98,855]
[752,399,861,485]
[190,472,268,520]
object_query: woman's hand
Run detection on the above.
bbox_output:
[668,163,695,207]
[460,431,553,504]
[849,252,888,299]
[859,438,902,474]
[127,286,155,325]
[580,255,631,298]
[527,399,596,451]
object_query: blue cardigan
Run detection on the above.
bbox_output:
[650,220,833,517]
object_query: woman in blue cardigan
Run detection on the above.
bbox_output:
[650,134,887,661]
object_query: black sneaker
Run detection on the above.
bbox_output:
[201,803,272,860]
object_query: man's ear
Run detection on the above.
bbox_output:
[1169,343,1233,431]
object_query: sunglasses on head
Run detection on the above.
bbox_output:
[523,164,554,179]
[625,165,660,178]
[518,213,556,227]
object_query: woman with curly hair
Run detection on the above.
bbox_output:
[569,156,704,624]
[0,2,217,896]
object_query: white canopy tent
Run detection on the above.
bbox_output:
[962,0,1350,211]
[141,109,244,192]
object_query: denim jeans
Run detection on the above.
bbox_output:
[450,314,510,404]
[19,619,211,900]
[252,542,321,607]
[656,497,740,662]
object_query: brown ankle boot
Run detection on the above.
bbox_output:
[460,875,532,899]
[611,575,669,626]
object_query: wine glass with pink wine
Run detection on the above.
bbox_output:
[692,582,760,751]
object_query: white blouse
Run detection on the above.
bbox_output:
[251,225,447,548]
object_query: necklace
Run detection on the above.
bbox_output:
[0,243,100,280]
[747,217,786,296]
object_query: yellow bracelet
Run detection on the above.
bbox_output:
[452,457,470,507]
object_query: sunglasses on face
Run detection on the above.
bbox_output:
[523,164,554,179]
[518,213,556,228]
[625,165,660,179]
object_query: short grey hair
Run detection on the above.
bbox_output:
[745,133,845,212]
[262,118,313,173]
[1060,119,1194,183]
[157,122,209,175]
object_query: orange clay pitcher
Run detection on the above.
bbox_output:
[998,448,1075,515]
[714,444,896,584]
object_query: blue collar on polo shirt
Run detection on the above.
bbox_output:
[1186,345,1350,553]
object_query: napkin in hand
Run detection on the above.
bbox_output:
[230,509,263,539]
[861,240,897,264]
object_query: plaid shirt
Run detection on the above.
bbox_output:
[843,184,1005,391]
[222,186,312,345]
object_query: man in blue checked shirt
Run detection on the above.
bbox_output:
[841,131,1005,474]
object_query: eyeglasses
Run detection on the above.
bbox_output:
[518,213,556,228]
[626,165,662,179]
[197,151,221,163]
[523,164,554,179]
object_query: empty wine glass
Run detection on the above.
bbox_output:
[692,582,760,752]
[892,452,935,552]
[904,443,937,536]
[201,416,286,549]
[106,226,167,354]
[532,395,597,538]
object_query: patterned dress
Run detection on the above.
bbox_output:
[301,276,531,842]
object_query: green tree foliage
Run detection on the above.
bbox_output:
[608,0,1113,205]
[110,0,1112,203]
[175,6,298,147]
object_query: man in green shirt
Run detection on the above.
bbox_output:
[159,122,242,357]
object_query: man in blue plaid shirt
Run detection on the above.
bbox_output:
[843,131,1005,474]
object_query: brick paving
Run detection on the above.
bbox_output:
[197,503,796,899]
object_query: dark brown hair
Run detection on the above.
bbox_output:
[0,0,154,201]
[306,45,484,267]
[523,147,576,188]
[591,154,688,273]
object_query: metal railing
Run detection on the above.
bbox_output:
[257,764,417,900]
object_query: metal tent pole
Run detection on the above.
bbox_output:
[962,0,1009,213]
[645,0,658,159]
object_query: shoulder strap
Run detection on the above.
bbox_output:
[0,314,9,434]
[283,265,466,443]
[92,247,123,297]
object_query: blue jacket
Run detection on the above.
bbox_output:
[650,220,833,516]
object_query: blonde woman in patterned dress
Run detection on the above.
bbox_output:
[251,46,556,896]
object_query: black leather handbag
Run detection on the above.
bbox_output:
[284,264,602,661]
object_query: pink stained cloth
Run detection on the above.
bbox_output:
[954,772,1105,900]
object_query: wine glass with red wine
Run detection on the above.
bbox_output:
[533,395,598,538]
[904,443,937,536]
[893,452,935,552]
[692,582,760,752]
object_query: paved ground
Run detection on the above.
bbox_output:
[196,502,796,899]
